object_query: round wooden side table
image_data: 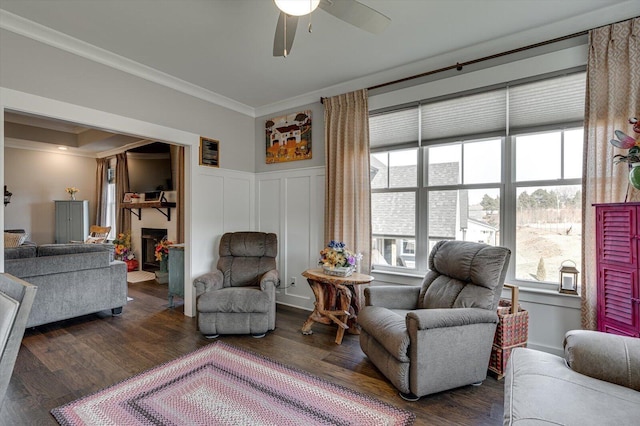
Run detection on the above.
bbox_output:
[301,268,374,344]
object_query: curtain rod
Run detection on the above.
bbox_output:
[320,28,588,104]
[365,29,589,92]
[320,16,635,104]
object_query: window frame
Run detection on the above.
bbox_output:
[369,69,585,291]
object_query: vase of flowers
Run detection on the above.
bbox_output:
[610,117,640,189]
[155,236,173,273]
[65,186,79,200]
[113,231,137,271]
[319,240,362,277]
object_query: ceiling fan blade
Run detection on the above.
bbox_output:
[319,0,390,34]
[273,12,299,57]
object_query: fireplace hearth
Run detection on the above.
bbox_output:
[141,228,167,271]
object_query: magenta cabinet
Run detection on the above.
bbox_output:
[595,203,640,337]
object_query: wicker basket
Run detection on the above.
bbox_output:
[322,266,354,277]
[489,284,529,379]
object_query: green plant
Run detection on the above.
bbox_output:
[611,117,640,165]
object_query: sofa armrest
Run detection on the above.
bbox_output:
[364,285,421,309]
[193,270,224,297]
[564,330,640,392]
[406,307,498,330]
[260,269,279,291]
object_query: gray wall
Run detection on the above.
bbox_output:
[0,29,255,173]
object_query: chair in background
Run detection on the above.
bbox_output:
[193,232,278,338]
[0,274,37,406]
[85,225,111,243]
[358,240,511,400]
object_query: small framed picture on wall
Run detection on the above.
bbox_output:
[199,137,220,168]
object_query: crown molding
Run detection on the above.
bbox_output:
[0,9,256,117]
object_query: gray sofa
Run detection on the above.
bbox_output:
[504,330,640,425]
[2,243,127,328]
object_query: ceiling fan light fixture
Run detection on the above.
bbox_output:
[274,0,320,16]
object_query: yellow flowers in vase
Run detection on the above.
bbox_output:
[65,186,79,200]
[319,240,362,277]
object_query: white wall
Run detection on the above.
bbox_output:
[3,147,97,244]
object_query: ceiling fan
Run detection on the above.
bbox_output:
[273,0,391,57]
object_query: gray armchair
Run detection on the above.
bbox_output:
[193,232,278,338]
[359,240,511,400]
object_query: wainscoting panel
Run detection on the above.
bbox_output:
[257,178,280,236]
[256,167,325,311]
[222,174,253,233]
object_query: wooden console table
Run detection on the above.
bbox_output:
[301,268,374,344]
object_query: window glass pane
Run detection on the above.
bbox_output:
[428,144,461,185]
[463,139,501,184]
[515,185,582,284]
[428,188,500,248]
[372,191,415,267]
[516,132,561,181]
[372,236,415,268]
[106,183,116,240]
[372,192,415,236]
[371,152,388,189]
[389,149,417,188]
[564,129,583,179]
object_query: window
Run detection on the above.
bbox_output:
[370,71,585,289]
[105,160,117,240]
[512,129,582,285]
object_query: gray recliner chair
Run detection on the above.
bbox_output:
[359,240,511,400]
[193,232,278,338]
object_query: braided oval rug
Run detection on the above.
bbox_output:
[52,341,414,425]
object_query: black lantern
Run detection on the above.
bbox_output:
[4,185,12,206]
[559,260,579,295]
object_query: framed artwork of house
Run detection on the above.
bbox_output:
[199,137,219,168]
[265,110,312,164]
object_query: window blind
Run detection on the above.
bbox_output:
[369,70,586,146]
[420,90,507,142]
[369,107,419,148]
[509,73,586,130]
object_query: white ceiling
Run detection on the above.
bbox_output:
[1,0,639,154]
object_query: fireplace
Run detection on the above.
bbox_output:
[141,228,167,271]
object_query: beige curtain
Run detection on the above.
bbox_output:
[324,89,372,273]
[170,145,185,243]
[582,17,639,330]
[94,157,109,226]
[115,152,131,235]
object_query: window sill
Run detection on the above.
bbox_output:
[370,270,581,309]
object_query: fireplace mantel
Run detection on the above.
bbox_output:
[121,201,177,221]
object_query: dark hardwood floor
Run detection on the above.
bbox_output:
[1,280,504,425]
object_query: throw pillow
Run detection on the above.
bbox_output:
[4,232,26,248]
[85,235,106,244]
